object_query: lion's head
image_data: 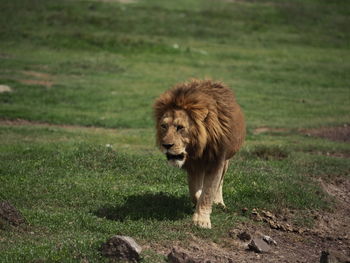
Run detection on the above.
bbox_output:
[153,80,223,168]
[156,109,192,167]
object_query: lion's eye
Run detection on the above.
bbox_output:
[160,124,167,130]
[176,125,184,131]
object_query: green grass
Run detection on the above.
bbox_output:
[1,0,349,128]
[1,125,349,262]
[0,0,350,262]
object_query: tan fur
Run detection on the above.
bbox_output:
[153,79,245,228]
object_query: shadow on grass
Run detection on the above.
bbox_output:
[93,192,192,221]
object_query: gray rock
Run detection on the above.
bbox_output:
[248,238,271,253]
[100,235,142,262]
[262,235,277,246]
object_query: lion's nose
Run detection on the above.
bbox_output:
[162,143,174,150]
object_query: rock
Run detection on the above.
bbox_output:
[167,247,196,263]
[237,231,251,242]
[248,238,271,253]
[262,235,277,246]
[0,201,26,227]
[320,250,350,263]
[100,235,142,262]
[167,247,210,263]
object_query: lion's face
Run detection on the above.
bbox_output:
[157,110,192,168]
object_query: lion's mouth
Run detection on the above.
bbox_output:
[166,153,185,161]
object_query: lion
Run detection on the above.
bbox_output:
[153,79,245,229]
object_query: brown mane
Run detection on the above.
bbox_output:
[154,79,245,161]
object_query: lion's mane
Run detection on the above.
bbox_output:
[154,79,245,162]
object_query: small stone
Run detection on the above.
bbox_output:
[100,235,142,262]
[279,224,287,231]
[251,210,263,222]
[267,219,279,229]
[261,210,275,219]
[284,223,293,232]
[0,85,12,93]
[262,235,277,246]
[248,238,271,253]
[237,231,251,242]
[297,228,305,234]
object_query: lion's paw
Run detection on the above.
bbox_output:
[192,212,211,229]
[213,200,226,208]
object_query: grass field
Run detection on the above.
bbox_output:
[0,0,349,262]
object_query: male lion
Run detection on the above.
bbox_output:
[153,79,245,228]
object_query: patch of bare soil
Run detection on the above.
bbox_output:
[250,146,289,161]
[304,150,350,159]
[302,125,350,143]
[315,178,350,241]
[0,201,26,228]
[147,178,350,263]
[0,118,119,133]
[253,127,290,135]
[19,79,54,88]
[19,70,54,88]
[0,53,12,59]
[21,71,53,80]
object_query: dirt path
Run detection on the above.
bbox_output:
[153,176,350,262]
[0,118,119,133]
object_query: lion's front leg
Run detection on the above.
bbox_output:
[188,171,204,205]
[213,179,225,207]
[213,160,229,207]
[193,160,225,229]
